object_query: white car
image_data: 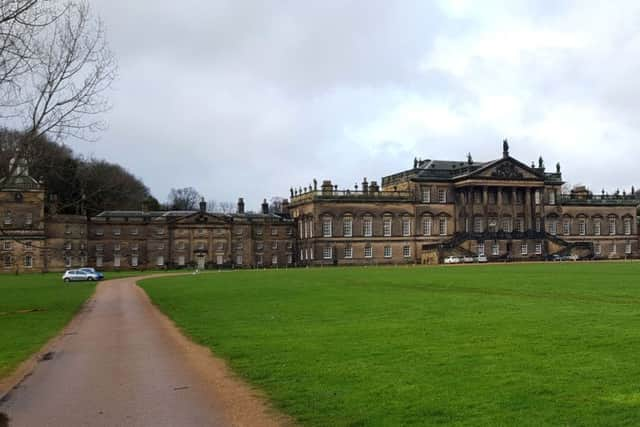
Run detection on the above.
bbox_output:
[477,255,488,263]
[444,256,461,264]
[462,256,475,263]
[62,269,101,282]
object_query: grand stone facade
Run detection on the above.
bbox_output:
[289,142,639,265]
[1,143,639,272]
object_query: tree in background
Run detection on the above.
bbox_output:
[168,187,201,210]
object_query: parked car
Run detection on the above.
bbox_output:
[477,255,488,263]
[564,254,579,261]
[462,256,475,263]
[62,269,101,282]
[79,267,104,280]
[444,256,461,264]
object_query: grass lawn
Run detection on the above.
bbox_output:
[140,263,640,426]
[0,270,169,381]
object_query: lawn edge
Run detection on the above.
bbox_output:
[137,275,298,427]
[0,287,98,402]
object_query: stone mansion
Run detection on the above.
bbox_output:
[1,142,638,272]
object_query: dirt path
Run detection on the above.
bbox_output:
[0,275,291,427]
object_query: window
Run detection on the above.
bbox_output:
[421,187,431,203]
[624,218,632,235]
[343,216,353,237]
[383,217,392,237]
[423,216,432,236]
[131,244,138,252]
[3,255,11,267]
[65,224,72,235]
[65,241,72,250]
[403,245,411,258]
[24,241,32,250]
[156,227,165,235]
[515,218,524,233]
[487,217,497,233]
[363,216,373,237]
[309,220,313,238]
[474,217,483,233]
[364,245,372,258]
[287,254,292,264]
[25,212,32,225]
[322,217,332,237]
[579,218,586,236]
[549,191,556,205]
[402,218,411,237]
[65,256,72,268]
[157,244,165,250]
[272,255,278,265]
[323,247,332,259]
[609,217,617,236]
[625,241,632,255]
[438,189,447,204]
[535,217,542,233]
[549,221,557,236]
[96,256,103,267]
[521,243,528,255]
[3,240,12,250]
[3,211,12,225]
[23,255,33,268]
[271,227,278,236]
[95,228,103,236]
[563,219,571,236]
[256,242,264,251]
[216,242,224,251]
[310,248,314,260]
[594,242,601,255]
[113,227,121,236]
[439,216,448,235]
[502,218,512,233]
[130,227,138,235]
[197,241,206,250]
[131,255,138,267]
[383,246,392,258]
[113,243,120,252]
[535,243,542,255]
[177,241,185,250]
[114,255,121,268]
[287,228,293,236]
[344,247,353,259]
[477,243,485,256]
[255,226,263,236]
[157,256,164,266]
[492,243,499,256]
[535,190,541,205]
[256,254,263,265]
[96,244,103,252]
[611,243,617,254]
[272,241,278,250]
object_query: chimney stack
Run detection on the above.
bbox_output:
[362,177,369,194]
[199,197,206,213]
[237,197,245,214]
[261,198,269,214]
[321,180,333,195]
[282,198,290,213]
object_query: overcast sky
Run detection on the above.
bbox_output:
[74,0,640,209]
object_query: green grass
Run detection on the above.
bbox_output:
[0,270,169,380]
[140,263,640,426]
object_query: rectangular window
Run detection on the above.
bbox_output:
[502,218,512,233]
[3,240,12,251]
[594,242,601,255]
[625,242,632,254]
[535,217,542,233]
[24,241,32,250]
[235,255,243,265]
[611,243,617,254]
[579,219,586,236]
[594,220,601,236]
[25,212,33,225]
[322,217,332,237]
[624,218,631,235]
[549,221,557,235]
[492,243,499,256]
[130,227,138,235]
[157,256,164,266]
[113,243,120,252]
[287,254,292,264]
[131,255,138,267]
[256,254,263,265]
[256,242,264,251]
[549,191,556,205]
[272,241,278,250]
[403,245,411,258]
[535,190,541,205]
[474,217,483,233]
[343,217,353,237]
[383,246,392,258]
[364,246,372,258]
[272,255,278,265]
[96,256,103,267]
[96,244,103,252]
[323,247,332,259]
[256,226,263,236]
[216,242,224,251]
[65,256,72,268]
[402,218,411,237]
[383,217,392,237]
[515,218,524,233]
[563,219,571,236]
[439,217,447,236]
[114,255,121,267]
[65,241,72,250]
[344,247,353,259]
[113,227,121,236]
[609,218,616,235]
[287,228,293,236]
[421,187,431,203]
[438,189,447,204]
[23,255,33,268]
[65,224,72,235]
[131,244,138,252]
[3,211,12,225]
[363,217,373,237]
[535,243,542,255]
[477,243,485,256]
[271,228,278,236]
[95,228,104,236]
[178,255,185,266]
[423,217,432,236]
[3,255,11,267]
[521,243,528,255]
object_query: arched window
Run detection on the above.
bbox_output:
[402,216,411,237]
[343,215,353,237]
[422,216,432,236]
[608,215,617,236]
[322,216,332,237]
[363,215,373,237]
[383,215,392,237]
[439,215,448,236]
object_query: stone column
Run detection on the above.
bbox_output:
[511,187,517,228]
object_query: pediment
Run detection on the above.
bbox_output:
[172,212,229,225]
[469,158,542,181]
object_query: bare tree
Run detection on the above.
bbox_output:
[217,201,235,214]
[168,187,201,210]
